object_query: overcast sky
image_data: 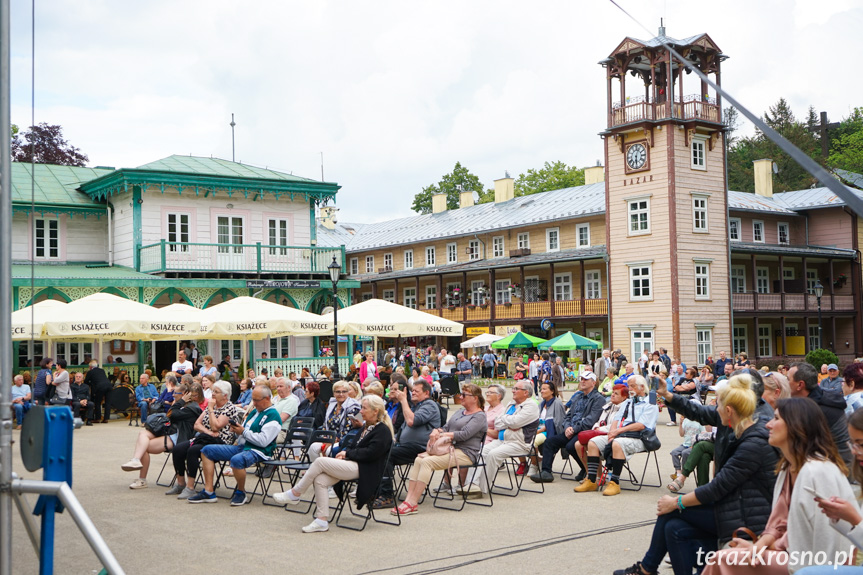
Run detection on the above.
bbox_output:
[10,0,863,223]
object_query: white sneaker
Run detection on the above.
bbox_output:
[527,464,540,477]
[666,421,677,426]
[129,478,147,489]
[121,458,143,471]
[273,490,300,505]
[328,487,337,499]
[302,519,329,533]
[177,487,197,500]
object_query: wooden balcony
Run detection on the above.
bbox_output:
[611,95,720,128]
[732,292,855,313]
[420,298,608,323]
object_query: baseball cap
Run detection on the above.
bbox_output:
[580,372,597,381]
[828,363,839,371]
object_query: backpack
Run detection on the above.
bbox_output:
[438,403,449,427]
[541,361,553,383]
[144,413,173,437]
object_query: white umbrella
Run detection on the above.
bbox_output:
[460,332,504,349]
[335,298,463,337]
[11,299,66,340]
[153,303,206,340]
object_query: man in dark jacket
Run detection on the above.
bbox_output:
[83,360,112,423]
[530,371,605,483]
[788,361,852,471]
[712,350,732,379]
[70,371,95,425]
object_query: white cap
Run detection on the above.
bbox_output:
[580,372,597,382]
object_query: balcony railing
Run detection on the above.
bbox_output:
[611,94,720,127]
[138,241,345,275]
[255,357,350,376]
[421,298,608,322]
[732,292,855,312]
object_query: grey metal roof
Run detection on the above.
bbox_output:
[730,242,857,259]
[632,33,708,49]
[338,183,606,253]
[728,190,796,214]
[316,222,365,248]
[349,246,608,283]
[835,169,863,189]
[773,184,863,211]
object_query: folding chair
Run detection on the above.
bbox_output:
[331,445,401,531]
[431,450,494,511]
[619,448,662,491]
[269,429,338,513]
[490,444,545,497]
[155,452,175,488]
[439,376,459,409]
[251,427,315,506]
[556,453,575,479]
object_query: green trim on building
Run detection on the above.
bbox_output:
[132,186,143,270]
[12,203,106,218]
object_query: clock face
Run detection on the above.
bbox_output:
[626,143,647,171]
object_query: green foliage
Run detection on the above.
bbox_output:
[828,107,863,173]
[805,348,839,369]
[514,161,584,196]
[411,162,485,214]
[11,123,88,166]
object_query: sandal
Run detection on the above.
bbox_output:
[390,501,418,516]
[667,476,685,493]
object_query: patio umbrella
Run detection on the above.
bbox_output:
[11,299,66,340]
[490,331,547,349]
[335,299,463,337]
[460,333,504,349]
[537,331,602,351]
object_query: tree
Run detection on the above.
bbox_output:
[411,162,484,214]
[11,123,88,166]
[514,161,584,196]
[828,107,863,173]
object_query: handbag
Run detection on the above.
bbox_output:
[513,372,524,380]
[420,435,461,477]
[48,395,68,405]
[639,428,661,451]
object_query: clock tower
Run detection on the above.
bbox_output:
[602,26,730,365]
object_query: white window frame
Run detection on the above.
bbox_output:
[447,242,457,264]
[425,246,435,267]
[585,270,601,299]
[382,289,395,303]
[731,265,746,293]
[783,268,795,280]
[576,223,590,248]
[33,217,60,260]
[756,267,770,294]
[361,292,373,302]
[695,327,713,365]
[554,273,572,301]
[806,270,817,293]
[546,227,560,252]
[628,261,653,301]
[777,222,790,245]
[752,220,764,243]
[627,195,651,236]
[692,194,709,233]
[630,329,654,359]
[695,262,710,300]
[349,257,359,275]
[404,249,414,270]
[691,136,707,170]
[267,217,289,255]
[269,336,291,359]
[216,215,244,254]
[808,324,820,351]
[758,325,772,357]
[425,286,437,310]
[492,236,505,258]
[728,217,741,242]
[166,212,190,253]
[221,340,242,361]
[495,279,511,304]
[365,255,374,274]
[517,232,530,250]
[468,239,481,261]
[732,325,747,356]
[55,342,93,366]
[384,253,393,270]
[470,280,484,306]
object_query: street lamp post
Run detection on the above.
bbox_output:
[813,280,824,350]
[328,255,342,381]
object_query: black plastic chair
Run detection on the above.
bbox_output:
[331,444,401,531]
[431,450,494,511]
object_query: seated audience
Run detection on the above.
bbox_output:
[820,363,844,393]
[157,374,179,412]
[572,384,627,478]
[135,373,158,424]
[762,371,791,409]
[308,381,361,462]
[841,362,863,415]
[297,380,326,429]
[789,362,852,470]
[529,381,566,475]
[11,374,32,429]
[70,371,94,425]
[272,377,299,443]
[236,378,253,408]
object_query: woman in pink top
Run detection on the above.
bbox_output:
[359,352,377,385]
[482,384,507,444]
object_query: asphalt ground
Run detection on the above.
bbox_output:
[7,398,686,575]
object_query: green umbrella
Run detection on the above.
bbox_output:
[490,331,547,349]
[537,331,601,351]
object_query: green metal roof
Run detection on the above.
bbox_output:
[11,163,112,206]
[136,155,319,182]
[13,263,158,281]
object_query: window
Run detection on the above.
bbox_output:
[546,228,560,252]
[554,273,572,301]
[349,258,358,275]
[425,286,437,310]
[267,218,289,255]
[628,197,651,235]
[384,253,393,270]
[629,263,652,300]
[55,342,92,366]
[362,292,373,302]
[692,196,708,232]
[758,325,772,357]
[166,213,189,252]
[631,330,654,358]
[576,223,590,247]
[468,239,480,261]
[691,137,706,170]
[404,250,414,270]
[33,218,60,259]
[523,277,546,303]
[217,216,243,253]
[495,279,511,304]
[695,263,710,299]
[365,255,374,273]
[753,220,764,243]
[783,268,795,280]
[18,340,44,368]
[806,270,817,293]
[270,336,290,359]
[778,222,790,245]
[382,289,394,303]
[425,246,435,267]
[809,325,821,351]
[517,232,530,250]
[471,280,484,306]
[732,325,747,356]
[447,242,457,264]
[731,265,746,293]
[696,328,713,365]
[492,236,505,258]
[220,340,242,361]
[729,217,741,242]
[756,267,769,294]
[585,270,601,299]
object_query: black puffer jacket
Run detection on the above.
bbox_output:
[808,386,852,471]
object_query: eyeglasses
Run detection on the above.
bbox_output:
[513,387,527,392]
[333,390,348,394]
[850,442,863,454]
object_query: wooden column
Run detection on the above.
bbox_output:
[415,275,420,310]
[489,268,496,324]
[437,273,443,313]
[829,259,835,311]
[394,278,399,305]
[804,317,810,354]
[750,254,758,311]
[371,281,378,299]
[778,255,785,309]
[550,262,556,318]
[519,265,525,322]
[831,316,837,352]
[462,271,468,323]
[802,257,808,311]
[753,316,760,363]
[607,69,613,127]
[579,260,585,316]
[780,316,787,360]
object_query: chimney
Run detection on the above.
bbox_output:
[494,176,515,203]
[584,165,605,185]
[753,159,774,198]
[459,190,474,208]
[432,192,448,214]
[319,206,337,230]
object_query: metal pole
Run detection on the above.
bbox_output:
[817,296,823,350]
[332,282,340,380]
[0,0,15,570]
[229,114,236,162]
